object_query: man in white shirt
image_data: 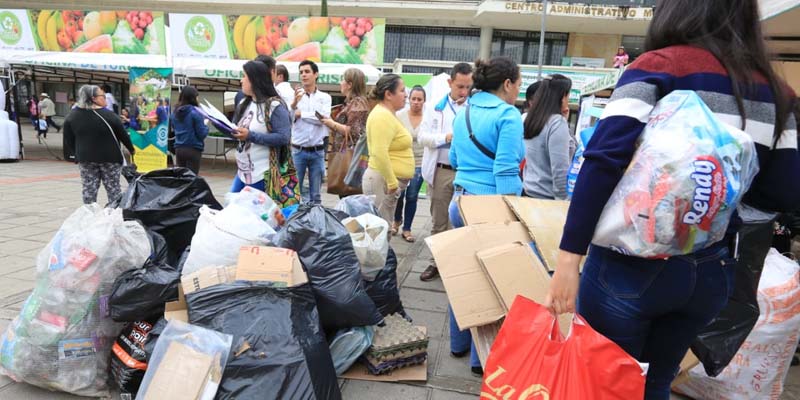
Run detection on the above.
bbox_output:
[418,62,473,282]
[274,64,295,112]
[103,84,117,113]
[291,60,331,204]
[39,93,60,133]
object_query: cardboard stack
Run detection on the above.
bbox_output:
[425,195,697,385]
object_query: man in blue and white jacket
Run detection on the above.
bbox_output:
[417,63,473,282]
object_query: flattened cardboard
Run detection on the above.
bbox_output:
[472,242,572,366]
[341,327,428,382]
[671,351,699,388]
[425,222,531,330]
[477,242,551,311]
[181,265,237,295]
[471,322,503,367]
[235,246,307,286]
[503,197,584,272]
[457,195,518,225]
[142,341,215,400]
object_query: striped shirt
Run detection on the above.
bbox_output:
[561,45,800,255]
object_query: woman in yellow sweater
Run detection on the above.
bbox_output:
[362,74,415,230]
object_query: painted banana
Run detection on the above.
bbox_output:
[233,15,254,59]
[45,12,60,51]
[242,17,258,60]
[37,10,52,50]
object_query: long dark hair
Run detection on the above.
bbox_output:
[177,86,199,108]
[645,0,791,143]
[369,74,403,101]
[524,74,572,139]
[233,60,280,124]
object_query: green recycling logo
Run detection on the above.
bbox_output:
[185,16,214,53]
[0,12,22,46]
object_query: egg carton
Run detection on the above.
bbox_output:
[370,313,428,354]
[363,353,428,375]
[365,347,428,364]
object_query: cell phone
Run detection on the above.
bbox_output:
[315,111,324,120]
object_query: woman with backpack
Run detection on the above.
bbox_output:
[229,60,292,193]
[171,86,209,174]
[545,1,800,398]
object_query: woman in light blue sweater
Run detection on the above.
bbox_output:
[446,56,523,377]
[522,74,575,199]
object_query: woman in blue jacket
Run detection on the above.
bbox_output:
[447,56,524,376]
[171,86,208,174]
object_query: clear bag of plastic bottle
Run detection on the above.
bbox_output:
[592,91,759,258]
[0,204,150,397]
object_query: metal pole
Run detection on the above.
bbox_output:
[537,0,548,79]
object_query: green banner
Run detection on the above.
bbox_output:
[28,9,166,54]
[171,14,385,65]
[128,67,171,172]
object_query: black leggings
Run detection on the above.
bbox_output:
[176,147,202,175]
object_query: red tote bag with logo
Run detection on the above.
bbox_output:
[481,296,646,400]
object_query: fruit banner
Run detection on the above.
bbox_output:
[128,67,171,173]
[27,9,166,54]
[170,14,385,65]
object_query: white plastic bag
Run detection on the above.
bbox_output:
[181,204,275,276]
[224,186,283,229]
[0,205,150,397]
[342,213,389,280]
[675,249,800,400]
[136,320,232,400]
[335,195,379,217]
[592,91,759,258]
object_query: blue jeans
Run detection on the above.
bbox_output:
[394,167,423,231]
[230,175,266,193]
[447,188,481,368]
[578,244,735,400]
[292,148,325,204]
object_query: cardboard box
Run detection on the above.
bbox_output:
[425,222,531,330]
[181,265,237,295]
[164,285,188,323]
[457,195,518,225]
[235,246,307,286]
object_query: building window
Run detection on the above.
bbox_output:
[384,26,480,64]
[491,30,569,66]
[621,35,646,61]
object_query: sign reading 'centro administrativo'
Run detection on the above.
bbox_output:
[503,2,654,20]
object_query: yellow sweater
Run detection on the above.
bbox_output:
[366,104,415,189]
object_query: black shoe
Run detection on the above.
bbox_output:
[792,356,799,366]
[450,350,468,358]
[420,265,439,282]
[471,366,484,377]
[56,127,61,133]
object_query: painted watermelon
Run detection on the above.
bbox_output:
[73,34,113,53]
[276,42,321,62]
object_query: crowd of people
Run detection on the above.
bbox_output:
[29,0,800,397]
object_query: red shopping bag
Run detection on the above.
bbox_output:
[481,296,646,400]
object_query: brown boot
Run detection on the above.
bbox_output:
[420,265,439,282]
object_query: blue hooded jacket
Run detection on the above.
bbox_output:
[171,105,208,151]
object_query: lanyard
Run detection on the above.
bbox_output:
[446,96,457,115]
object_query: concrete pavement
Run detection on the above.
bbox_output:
[0,124,798,399]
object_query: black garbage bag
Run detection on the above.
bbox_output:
[109,233,186,322]
[186,281,341,400]
[691,258,760,377]
[275,204,382,332]
[117,168,221,261]
[364,248,407,318]
[109,318,167,397]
